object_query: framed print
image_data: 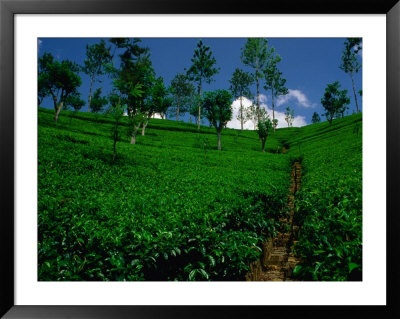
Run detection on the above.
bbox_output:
[1,0,399,318]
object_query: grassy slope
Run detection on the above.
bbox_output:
[280,114,363,280]
[38,108,362,281]
[38,108,289,281]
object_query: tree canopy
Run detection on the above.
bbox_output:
[38,52,82,122]
[202,89,233,150]
[187,40,219,129]
[321,81,350,124]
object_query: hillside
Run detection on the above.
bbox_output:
[38,108,362,281]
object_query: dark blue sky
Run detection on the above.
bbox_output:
[38,37,362,126]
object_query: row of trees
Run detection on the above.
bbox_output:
[39,38,291,157]
[313,38,362,125]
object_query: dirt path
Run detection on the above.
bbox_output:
[246,161,302,281]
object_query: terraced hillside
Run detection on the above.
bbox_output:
[38,108,362,281]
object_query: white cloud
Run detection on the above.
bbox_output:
[277,89,313,108]
[226,97,307,130]
[259,94,267,103]
[226,97,255,130]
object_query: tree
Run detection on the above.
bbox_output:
[229,68,254,131]
[82,40,112,112]
[186,40,219,129]
[90,88,108,113]
[142,76,172,136]
[257,117,273,152]
[339,38,362,113]
[202,90,233,151]
[106,93,126,162]
[311,112,321,124]
[169,73,195,121]
[241,38,274,124]
[38,52,82,122]
[264,53,288,132]
[108,38,153,144]
[321,81,350,124]
[64,93,85,111]
[284,106,295,127]
[245,103,268,130]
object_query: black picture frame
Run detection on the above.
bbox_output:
[1,0,399,318]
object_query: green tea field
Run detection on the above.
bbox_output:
[38,108,362,281]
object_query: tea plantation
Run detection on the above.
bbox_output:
[38,108,362,281]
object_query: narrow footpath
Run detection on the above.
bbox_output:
[246,161,302,281]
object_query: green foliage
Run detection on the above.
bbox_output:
[286,114,362,281]
[257,117,273,152]
[38,52,82,120]
[90,88,108,113]
[186,40,219,86]
[37,105,362,282]
[169,73,196,120]
[241,38,272,79]
[82,40,112,79]
[229,68,254,101]
[148,77,172,119]
[263,52,288,130]
[38,108,289,281]
[284,107,294,127]
[321,81,350,124]
[339,38,362,113]
[339,38,361,75]
[186,40,219,129]
[311,112,321,124]
[65,93,86,112]
[241,38,274,123]
[202,90,233,151]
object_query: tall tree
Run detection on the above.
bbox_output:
[339,38,362,113]
[263,53,288,132]
[169,73,195,121]
[257,117,273,152]
[241,38,273,124]
[186,40,219,129]
[38,52,82,122]
[311,112,321,124]
[284,106,295,127]
[90,88,108,113]
[321,81,350,124]
[107,93,129,162]
[142,76,172,136]
[202,90,233,151]
[245,103,268,130]
[82,40,112,112]
[108,38,153,144]
[229,68,254,131]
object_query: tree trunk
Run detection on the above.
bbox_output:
[176,99,180,121]
[351,73,359,113]
[256,73,260,125]
[88,78,93,113]
[141,119,149,136]
[240,96,243,131]
[197,83,202,129]
[130,124,140,144]
[261,138,266,152]
[113,136,117,162]
[217,130,222,151]
[272,88,276,132]
[54,101,63,123]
